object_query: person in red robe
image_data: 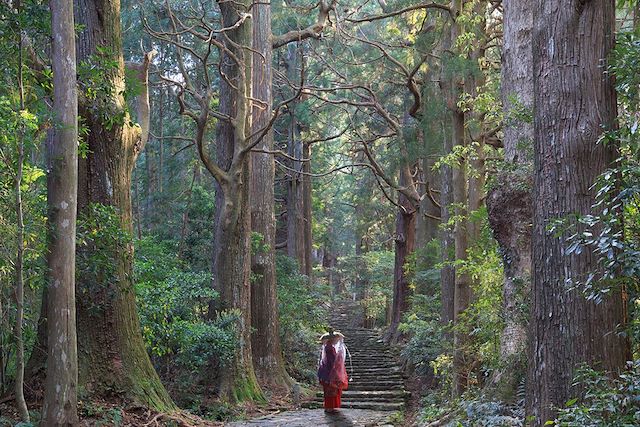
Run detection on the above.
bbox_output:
[317,329,348,413]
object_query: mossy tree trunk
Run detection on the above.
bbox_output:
[208,0,263,402]
[68,0,173,409]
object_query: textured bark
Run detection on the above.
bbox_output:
[285,43,307,274]
[41,0,79,423]
[486,0,533,402]
[439,153,455,340]
[439,28,455,344]
[386,165,417,343]
[526,1,630,424]
[451,108,471,396]
[210,0,263,401]
[250,0,291,387]
[14,26,29,423]
[71,0,173,409]
[302,141,313,277]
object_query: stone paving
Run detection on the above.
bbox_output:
[226,408,395,426]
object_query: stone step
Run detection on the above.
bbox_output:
[347,384,405,391]
[303,401,404,411]
[315,395,407,403]
[316,390,409,398]
[349,373,403,378]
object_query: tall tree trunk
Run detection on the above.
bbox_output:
[526,1,630,424]
[285,43,306,273]
[451,108,471,396]
[302,141,313,277]
[250,0,291,387]
[486,0,533,401]
[158,88,164,194]
[210,0,263,401]
[41,0,79,422]
[71,0,173,409]
[14,26,29,423]
[386,164,417,343]
[439,33,455,347]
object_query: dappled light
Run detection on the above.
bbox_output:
[0,0,639,426]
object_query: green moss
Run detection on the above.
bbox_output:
[231,374,265,403]
[127,365,176,411]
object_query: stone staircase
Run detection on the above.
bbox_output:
[306,300,409,412]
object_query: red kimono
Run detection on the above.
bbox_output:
[318,338,348,409]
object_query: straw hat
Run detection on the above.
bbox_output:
[320,328,345,342]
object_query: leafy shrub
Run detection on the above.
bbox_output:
[276,254,329,383]
[554,361,640,427]
[134,236,238,399]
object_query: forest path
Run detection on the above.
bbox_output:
[226,408,395,426]
[227,299,407,426]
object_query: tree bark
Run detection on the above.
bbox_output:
[71,0,173,409]
[486,0,533,402]
[451,107,471,397]
[302,141,313,277]
[285,43,307,274]
[439,31,455,347]
[386,164,417,343]
[250,0,291,388]
[526,1,630,423]
[41,0,79,422]
[14,24,29,423]
[209,0,263,401]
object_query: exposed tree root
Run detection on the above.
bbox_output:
[142,410,223,427]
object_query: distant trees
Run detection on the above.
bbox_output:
[41,0,79,423]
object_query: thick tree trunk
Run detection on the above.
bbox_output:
[210,0,263,401]
[526,1,630,424]
[71,0,173,409]
[249,0,291,388]
[41,0,79,422]
[486,0,533,402]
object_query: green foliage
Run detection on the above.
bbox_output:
[276,254,328,382]
[554,361,640,427]
[179,184,216,271]
[134,236,238,377]
[339,250,395,325]
[76,204,132,312]
[400,240,444,375]
[77,46,132,130]
[78,401,125,427]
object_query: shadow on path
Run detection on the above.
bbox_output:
[226,408,394,426]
